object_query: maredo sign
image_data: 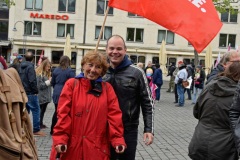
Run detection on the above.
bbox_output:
[30,13,69,20]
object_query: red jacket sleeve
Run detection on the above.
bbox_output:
[106,83,126,148]
[52,78,75,146]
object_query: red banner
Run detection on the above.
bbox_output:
[108,0,222,53]
[37,50,44,66]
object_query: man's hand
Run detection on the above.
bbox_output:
[143,133,154,146]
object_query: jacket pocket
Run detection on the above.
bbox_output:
[0,144,20,160]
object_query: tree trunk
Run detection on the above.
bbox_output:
[194,49,199,67]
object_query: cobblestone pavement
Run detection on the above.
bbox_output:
[35,81,198,160]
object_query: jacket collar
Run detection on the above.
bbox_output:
[75,73,103,97]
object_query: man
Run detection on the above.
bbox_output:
[19,51,45,136]
[104,35,154,160]
[174,61,188,107]
[166,62,176,92]
[192,65,205,105]
[206,50,240,84]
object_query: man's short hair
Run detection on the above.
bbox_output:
[24,52,34,62]
[106,35,126,49]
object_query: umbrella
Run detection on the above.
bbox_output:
[205,45,212,75]
[159,40,167,75]
[64,33,71,59]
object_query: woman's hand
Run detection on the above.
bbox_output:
[115,145,125,154]
[55,144,67,153]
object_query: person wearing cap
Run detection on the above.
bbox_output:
[17,55,23,63]
[174,61,188,107]
[192,65,205,105]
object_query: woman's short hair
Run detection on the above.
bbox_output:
[59,56,71,69]
[222,62,240,82]
[81,50,109,76]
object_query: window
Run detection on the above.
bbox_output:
[128,12,141,17]
[25,0,43,10]
[58,0,76,12]
[0,21,8,40]
[152,57,159,65]
[167,58,176,66]
[199,59,205,67]
[57,24,75,38]
[24,21,41,36]
[221,9,238,23]
[95,26,112,40]
[219,34,236,48]
[183,58,191,65]
[51,51,76,69]
[18,49,44,66]
[157,30,174,44]
[126,28,144,42]
[97,0,113,15]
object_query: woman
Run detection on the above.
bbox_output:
[229,80,240,154]
[191,65,205,105]
[36,59,52,129]
[188,62,240,160]
[50,51,126,160]
[153,63,163,102]
[50,56,75,135]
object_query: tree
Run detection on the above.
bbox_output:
[213,0,240,13]
[3,0,15,7]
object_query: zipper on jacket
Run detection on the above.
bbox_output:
[128,101,132,121]
[0,144,20,157]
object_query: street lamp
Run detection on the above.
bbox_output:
[12,21,38,54]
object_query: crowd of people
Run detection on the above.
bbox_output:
[1,34,240,159]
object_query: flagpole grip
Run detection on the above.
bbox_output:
[95,6,110,53]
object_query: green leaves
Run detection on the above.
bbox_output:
[213,0,239,14]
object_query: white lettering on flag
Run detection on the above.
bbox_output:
[189,0,206,13]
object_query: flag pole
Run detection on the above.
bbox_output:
[95,6,110,53]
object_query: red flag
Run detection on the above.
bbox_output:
[37,50,44,66]
[108,0,222,53]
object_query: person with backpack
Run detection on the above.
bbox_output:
[19,51,46,136]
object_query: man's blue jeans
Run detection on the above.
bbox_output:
[177,84,185,106]
[155,84,162,101]
[26,95,41,133]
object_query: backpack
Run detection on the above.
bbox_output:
[0,68,38,160]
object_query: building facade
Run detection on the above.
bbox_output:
[0,0,11,59]
[8,0,240,73]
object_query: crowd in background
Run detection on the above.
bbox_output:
[1,45,240,159]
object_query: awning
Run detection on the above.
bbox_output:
[0,41,10,46]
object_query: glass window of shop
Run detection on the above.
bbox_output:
[95,26,112,40]
[51,51,76,69]
[96,0,113,15]
[152,57,159,65]
[18,49,44,66]
[58,0,76,12]
[25,0,43,10]
[57,24,74,38]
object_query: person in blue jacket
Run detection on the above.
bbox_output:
[50,56,75,135]
[153,63,163,102]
